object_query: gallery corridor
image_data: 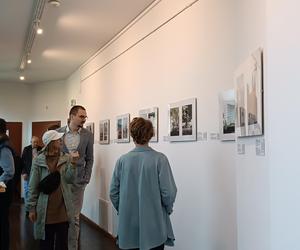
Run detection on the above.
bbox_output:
[9,201,119,250]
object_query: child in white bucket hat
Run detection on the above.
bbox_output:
[27,130,79,250]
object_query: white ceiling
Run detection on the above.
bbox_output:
[0,0,155,84]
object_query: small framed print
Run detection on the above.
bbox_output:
[116,114,130,143]
[168,98,197,142]
[99,119,110,144]
[219,89,235,141]
[139,107,158,142]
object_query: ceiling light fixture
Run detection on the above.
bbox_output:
[37,27,43,34]
[19,76,25,81]
[26,53,32,64]
[19,0,46,71]
[48,0,61,7]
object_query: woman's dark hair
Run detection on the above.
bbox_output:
[0,118,7,134]
[130,117,154,145]
[45,140,61,157]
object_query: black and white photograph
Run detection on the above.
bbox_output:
[139,107,158,142]
[117,118,122,140]
[99,119,110,144]
[116,114,130,143]
[100,124,104,141]
[168,98,197,141]
[104,121,109,141]
[236,74,246,136]
[182,104,193,135]
[234,48,263,137]
[122,116,128,139]
[170,107,179,136]
[219,89,235,141]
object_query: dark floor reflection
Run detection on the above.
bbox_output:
[9,202,119,250]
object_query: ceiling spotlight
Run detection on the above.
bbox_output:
[48,0,60,7]
[19,0,46,72]
[37,28,43,34]
[19,76,25,81]
[27,59,32,64]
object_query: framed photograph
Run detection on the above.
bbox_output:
[168,98,197,141]
[139,107,158,142]
[234,48,263,137]
[116,114,130,143]
[99,119,110,144]
[219,89,235,141]
[85,122,94,134]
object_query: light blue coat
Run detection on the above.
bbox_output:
[0,142,15,183]
[27,153,76,240]
[110,146,177,250]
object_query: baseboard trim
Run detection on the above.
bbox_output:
[80,213,116,241]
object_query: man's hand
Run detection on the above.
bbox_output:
[70,151,80,165]
[29,211,37,223]
[0,182,6,193]
[22,174,29,181]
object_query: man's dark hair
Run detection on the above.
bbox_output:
[0,118,7,134]
[69,105,86,117]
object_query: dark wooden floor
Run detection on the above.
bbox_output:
[9,201,119,250]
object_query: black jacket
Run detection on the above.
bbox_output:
[21,145,42,175]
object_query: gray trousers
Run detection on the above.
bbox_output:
[68,184,86,250]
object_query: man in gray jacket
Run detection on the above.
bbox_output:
[57,105,94,250]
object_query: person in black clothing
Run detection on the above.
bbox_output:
[0,118,15,250]
[21,136,41,214]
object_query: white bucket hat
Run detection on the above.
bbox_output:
[42,130,64,147]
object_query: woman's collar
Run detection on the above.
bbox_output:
[131,145,153,152]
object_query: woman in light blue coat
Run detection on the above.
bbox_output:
[110,117,177,250]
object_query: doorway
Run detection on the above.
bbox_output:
[32,120,61,146]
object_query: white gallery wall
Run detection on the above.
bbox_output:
[234,1,270,250]
[29,80,68,128]
[66,0,238,249]
[266,0,300,249]
[0,82,31,147]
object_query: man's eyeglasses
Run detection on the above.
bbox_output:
[79,115,88,120]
